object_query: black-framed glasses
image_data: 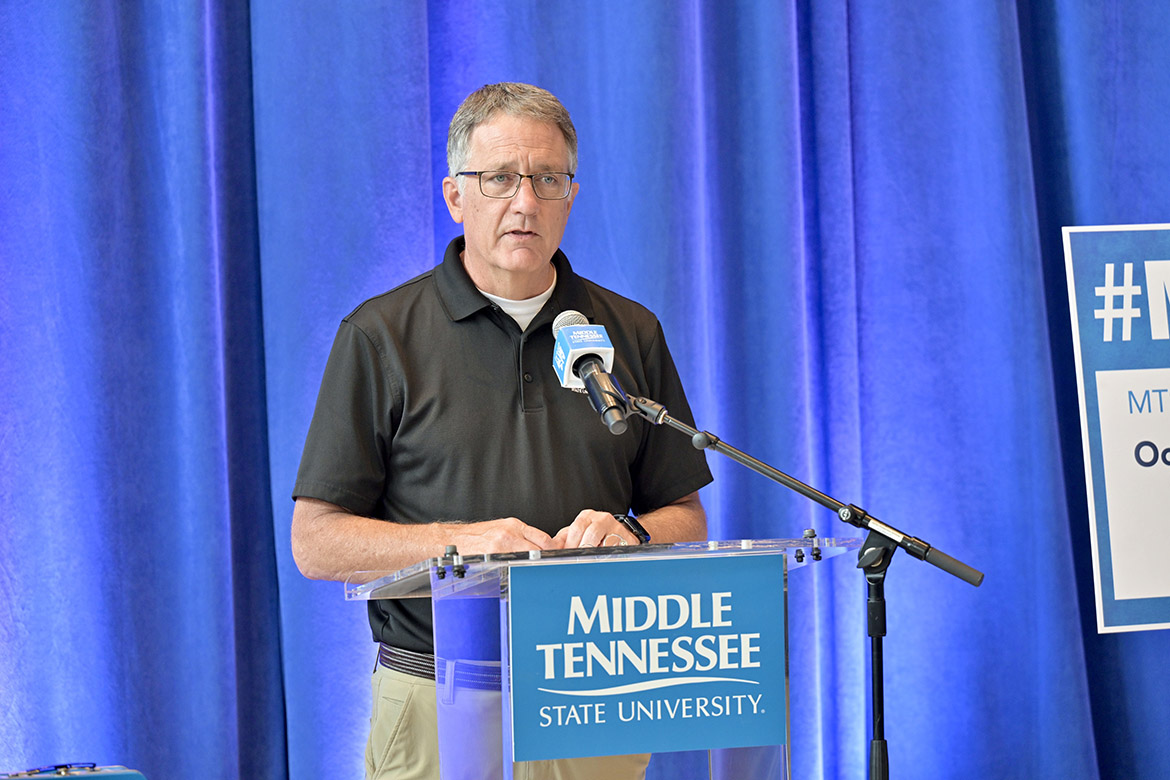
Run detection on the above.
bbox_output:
[456,170,575,200]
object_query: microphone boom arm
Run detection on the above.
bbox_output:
[625,395,984,587]
[626,393,983,780]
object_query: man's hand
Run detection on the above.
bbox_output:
[444,517,556,556]
[552,509,639,549]
[551,492,707,551]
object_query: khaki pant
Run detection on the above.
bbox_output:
[366,665,650,780]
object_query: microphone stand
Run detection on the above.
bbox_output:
[621,393,984,780]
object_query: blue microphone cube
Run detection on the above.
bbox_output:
[552,324,615,390]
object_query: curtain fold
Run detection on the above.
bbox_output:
[1,2,285,778]
[2,1,1169,778]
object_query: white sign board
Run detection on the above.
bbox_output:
[1064,224,1170,632]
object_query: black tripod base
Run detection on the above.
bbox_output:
[870,738,889,779]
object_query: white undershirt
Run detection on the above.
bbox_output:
[479,268,557,331]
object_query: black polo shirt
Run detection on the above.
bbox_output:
[294,236,713,653]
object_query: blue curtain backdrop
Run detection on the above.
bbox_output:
[2,1,1168,779]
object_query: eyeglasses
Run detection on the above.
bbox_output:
[456,170,575,200]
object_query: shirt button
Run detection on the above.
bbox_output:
[523,373,534,383]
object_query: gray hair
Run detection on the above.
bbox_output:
[447,83,578,178]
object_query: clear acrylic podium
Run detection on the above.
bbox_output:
[347,537,859,780]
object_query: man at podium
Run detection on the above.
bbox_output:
[291,82,713,780]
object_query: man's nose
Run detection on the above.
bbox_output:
[511,177,541,212]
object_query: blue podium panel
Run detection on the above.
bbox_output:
[506,553,787,762]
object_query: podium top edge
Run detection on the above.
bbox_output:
[344,537,863,601]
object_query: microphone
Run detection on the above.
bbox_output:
[552,310,629,435]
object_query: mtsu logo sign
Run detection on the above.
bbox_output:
[508,554,787,761]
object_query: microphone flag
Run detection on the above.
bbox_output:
[552,320,615,390]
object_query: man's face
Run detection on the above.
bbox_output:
[442,114,579,298]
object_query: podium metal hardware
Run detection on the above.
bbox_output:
[442,544,467,579]
[803,528,822,561]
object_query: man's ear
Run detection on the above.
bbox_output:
[442,177,465,223]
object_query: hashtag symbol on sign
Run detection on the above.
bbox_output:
[1094,263,1143,342]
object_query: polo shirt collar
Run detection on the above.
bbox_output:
[434,235,596,324]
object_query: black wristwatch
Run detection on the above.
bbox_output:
[614,513,651,544]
